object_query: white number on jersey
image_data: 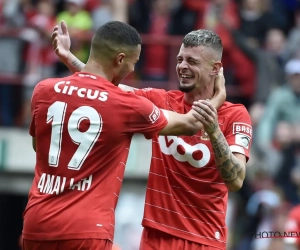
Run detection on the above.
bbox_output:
[47,101,102,170]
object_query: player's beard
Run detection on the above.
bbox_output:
[178,83,196,93]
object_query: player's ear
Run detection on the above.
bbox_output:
[210,61,222,76]
[116,53,125,66]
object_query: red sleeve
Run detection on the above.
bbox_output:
[285,207,300,231]
[29,82,42,137]
[284,206,300,245]
[126,94,168,139]
[133,88,167,108]
[224,105,252,161]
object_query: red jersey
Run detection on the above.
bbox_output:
[22,73,168,242]
[134,88,252,249]
[284,205,300,249]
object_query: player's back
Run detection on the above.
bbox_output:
[23,72,165,241]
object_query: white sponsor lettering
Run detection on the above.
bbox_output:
[37,173,93,195]
[233,122,252,137]
[159,136,211,168]
[54,81,108,101]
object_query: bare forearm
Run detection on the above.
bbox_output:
[159,111,203,136]
[62,52,85,73]
[209,128,244,191]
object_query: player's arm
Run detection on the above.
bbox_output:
[52,21,85,73]
[32,137,36,152]
[192,100,248,191]
[158,109,203,136]
[128,97,203,138]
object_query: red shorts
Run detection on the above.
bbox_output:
[139,227,222,250]
[22,238,112,250]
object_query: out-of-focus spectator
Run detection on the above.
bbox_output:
[238,0,276,46]
[256,59,300,149]
[269,0,295,33]
[56,0,92,63]
[226,28,288,180]
[91,0,128,31]
[226,28,287,104]
[233,186,284,250]
[129,0,175,84]
[21,0,56,126]
[275,141,300,205]
[248,189,282,250]
[91,0,114,31]
[183,0,256,108]
[255,59,300,203]
[110,0,129,24]
[1,0,26,27]
[286,10,300,60]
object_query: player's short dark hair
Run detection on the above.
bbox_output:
[91,21,142,58]
[183,30,223,59]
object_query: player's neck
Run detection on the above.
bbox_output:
[184,83,214,104]
[82,61,113,83]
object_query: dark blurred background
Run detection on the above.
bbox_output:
[1,0,300,249]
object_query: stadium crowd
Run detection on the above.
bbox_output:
[1,0,300,249]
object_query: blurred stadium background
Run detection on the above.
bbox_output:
[1,0,300,249]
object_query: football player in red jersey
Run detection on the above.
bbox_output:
[52,21,252,250]
[22,21,218,250]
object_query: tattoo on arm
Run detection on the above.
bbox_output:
[210,131,242,183]
[218,154,242,183]
[214,141,222,158]
[71,59,85,69]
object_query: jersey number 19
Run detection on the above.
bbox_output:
[47,101,102,170]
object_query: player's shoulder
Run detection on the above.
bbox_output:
[33,77,62,94]
[218,101,249,115]
[139,88,182,97]
[166,90,184,98]
[116,87,151,107]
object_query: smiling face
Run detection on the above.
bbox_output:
[176,45,217,93]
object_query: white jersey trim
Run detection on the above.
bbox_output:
[230,145,246,155]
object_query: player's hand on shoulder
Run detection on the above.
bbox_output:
[51,20,71,62]
[192,100,220,136]
[212,67,226,110]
